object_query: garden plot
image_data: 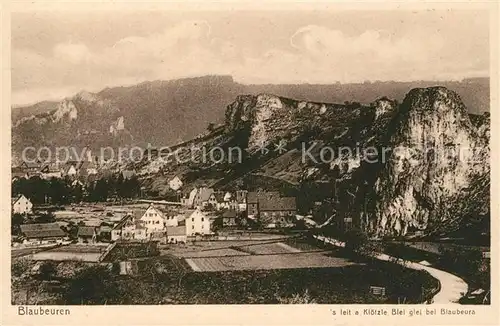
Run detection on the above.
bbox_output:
[186,252,358,272]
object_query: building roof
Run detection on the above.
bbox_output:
[211,191,225,202]
[77,226,96,237]
[20,223,65,239]
[197,187,214,202]
[166,225,187,236]
[259,197,296,211]
[11,194,24,205]
[247,191,280,204]
[22,161,42,169]
[41,163,61,173]
[113,214,133,230]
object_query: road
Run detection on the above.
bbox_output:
[11,244,59,258]
[314,235,468,304]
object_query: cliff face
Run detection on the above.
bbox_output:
[371,87,489,236]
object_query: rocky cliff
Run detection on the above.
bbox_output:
[371,87,489,236]
[221,87,489,237]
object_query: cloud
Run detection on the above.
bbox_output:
[53,42,92,64]
[12,20,487,106]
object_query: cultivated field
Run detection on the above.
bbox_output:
[172,239,356,272]
[186,252,357,272]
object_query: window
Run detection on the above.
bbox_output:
[201,218,204,222]
[192,218,194,221]
[192,225,194,229]
[201,225,204,229]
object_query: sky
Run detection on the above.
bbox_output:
[11,9,489,106]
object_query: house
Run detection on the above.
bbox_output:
[111,213,148,241]
[223,192,232,202]
[193,187,214,208]
[163,211,185,227]
[236,190,248,212]
[122,169,136,180]
[221,209,238,227]
[77,226,98,243]
[140,204,166,233]
[169,176,183,191]
[20,223,66,245]
[40,163,62,179]
[246,192,296,227]
[109,116,125,135]
[98,225,113,242]
[186,209,212,236]
[259,197,297,227]
[208,192,225,210]
[12,195,33,215]
[139,204,167,243]
[166,226,187,244]
[63,161,80,177]
[182,188,198,208]
[19,161,42,175]
[246,192,280,217]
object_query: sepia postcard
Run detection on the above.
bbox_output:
[1,0,499,325]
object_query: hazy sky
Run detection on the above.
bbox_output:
[12,10,489,105]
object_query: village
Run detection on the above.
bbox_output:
[11,155,325,269]
[10,154,490,305]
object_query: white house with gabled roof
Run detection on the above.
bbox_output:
[12,194,33,215]
[169,176,183,191]
[185,209,212,236]
[140,204,166,233]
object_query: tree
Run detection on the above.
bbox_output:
[48,178,68,204]
[12,213,25,235]
[93,179,109,202]
[343,229,370,256]
[62,265,120,304]
[37,262,57,281]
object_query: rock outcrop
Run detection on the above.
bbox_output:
[371,87,489,236]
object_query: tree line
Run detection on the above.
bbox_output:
[12,174,141,205]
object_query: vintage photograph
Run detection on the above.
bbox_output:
[10,7,490,307]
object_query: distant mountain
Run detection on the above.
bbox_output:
[12,75,489,163]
